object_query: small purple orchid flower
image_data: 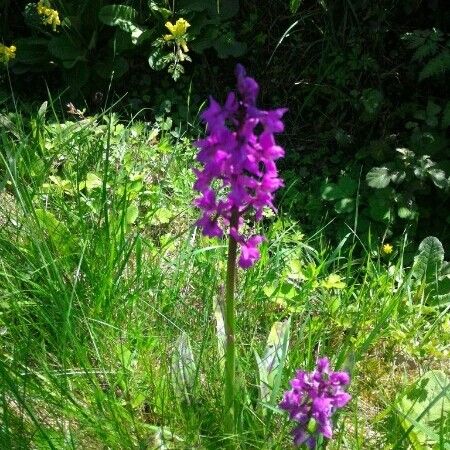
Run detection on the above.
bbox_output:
[279,358,351,448]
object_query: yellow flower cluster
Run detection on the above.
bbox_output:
[0,44,16,64]
[164,18,190,53]
[37,0,61,31]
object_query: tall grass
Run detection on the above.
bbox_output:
[0,105,448,449]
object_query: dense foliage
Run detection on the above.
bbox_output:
[1,0,449,250]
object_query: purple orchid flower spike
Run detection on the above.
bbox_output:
[193,64,287,268]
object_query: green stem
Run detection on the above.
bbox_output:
[224,209,238,443]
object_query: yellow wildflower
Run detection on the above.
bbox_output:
[0,44,16,64]
[37,1,61,31]
[382,243,393,255]
[164,18,190,53]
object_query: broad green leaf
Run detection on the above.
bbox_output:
[131,392,146,408]
[38,101,48,119]
[47,175,73,195]
[99,5,138,27]
[321,182,340,201]
[397,370,450,449]
[34,209,75,256]
[412,237,444,282]
[148,46,168,71]
[322,177,357,201]
[48,35,86,68]
[398,205,417,220]
[389,170,406,184]
[321,274,346,290]
[151,208,173,225]
[366,167,391,188]
[178,0,239,19]
[94,56,129,80]
[397,147,415,161]
[287,259,307,282]
[213,36,247,58]
[337,176,358,197]
[334,197,354,214]
[126,204,139,224]
[149,1,172,20]
[79,173,102,191]
[428,168,448,189]
[368,190,392,222]
[419,50,450,81]
[14,38,50,65]
[263,282,298,308]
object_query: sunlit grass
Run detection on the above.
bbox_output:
[0,106,448,449]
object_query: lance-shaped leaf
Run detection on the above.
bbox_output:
[171,332,196,405]
[256,318,291,410]
[213,297,226,369]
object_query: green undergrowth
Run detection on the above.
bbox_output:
[0,108,449,449]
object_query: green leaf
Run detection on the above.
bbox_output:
[396,370,450,449]
[419,50,450,81]
[171,332,197,405]
[256,318,291,407]
[178,0,239,19]
[99,5,138,27]
[361,88,383,115]
[38,101,48,119]
[290,0,302,12]
[213,297,226,369]
[366,167,391,189]
[412,237,444,282]
[212,33,247,58]
[321,182,339,201]
[126,204,139,224]
[263,281,298,308]
[148,426,184,448]
[368,190,392,222]
[149,1,172,20]
[94,56,129,80]
[334,198,354,214]
[428,168,448,189]
[47,175,73,195]
[148,46,168,71]
[321,176,357,201]
[35,209,75,256]
[80,173,102,191]
[151,208,173,225]
[48,35,86,68]
[321,274,346,290]
[398,205,417,220]
[14,38,50,66]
